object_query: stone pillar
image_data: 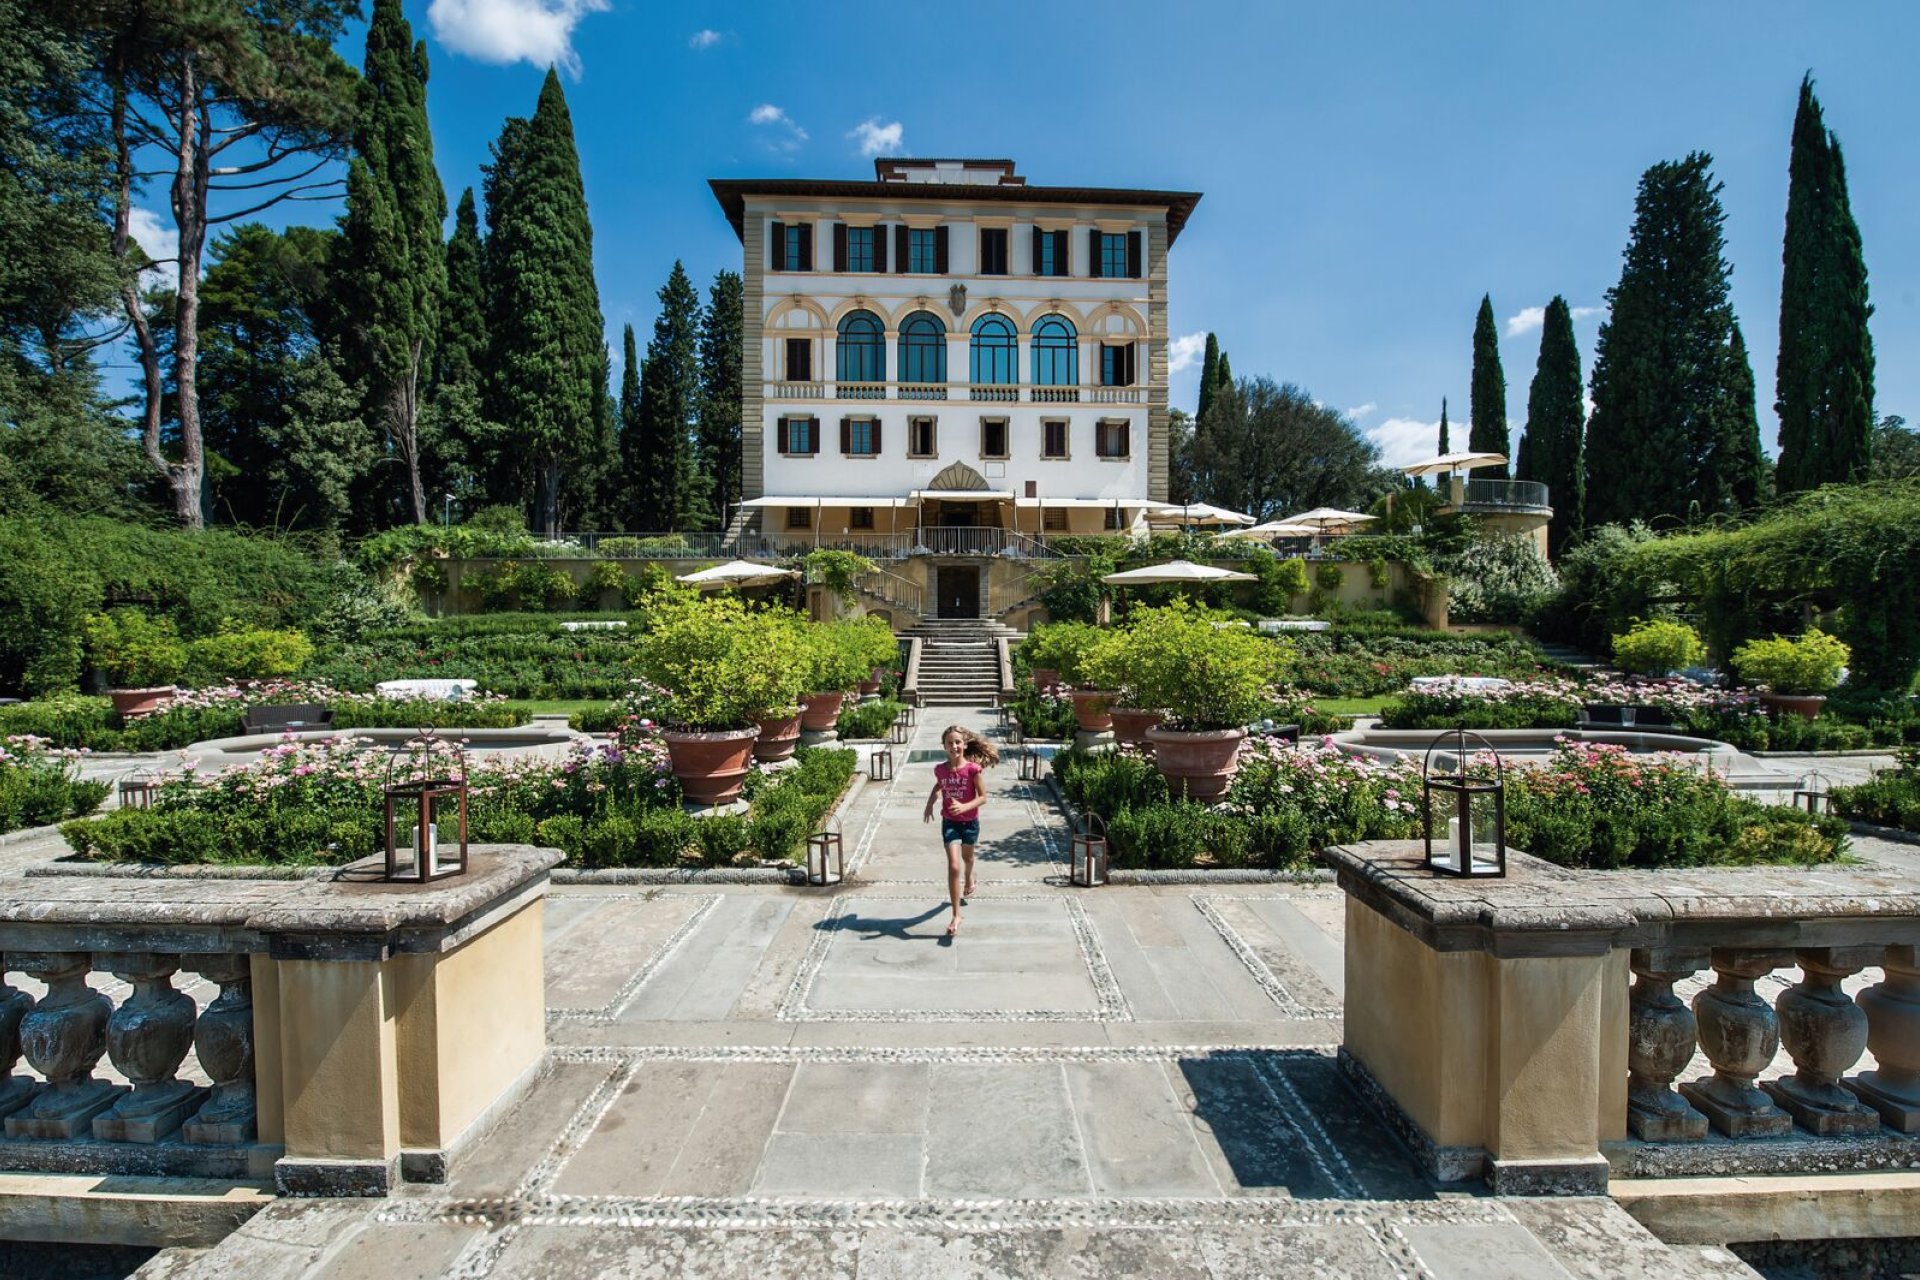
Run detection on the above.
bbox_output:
[1680,948,1793,1138]
[93,952,206,1142]
[0,964,38,1118]
[1626,948,1708,1141]
[6,952,124,1139]
[183,954,257,1144]
[1763,947,1879,1135]
[1849,944,1920,1132]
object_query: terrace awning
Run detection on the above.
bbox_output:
[1012,497,1153,508]
[910,489,1014,501]
[740,496,918,508]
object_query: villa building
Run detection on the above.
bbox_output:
[709,159,1201,623]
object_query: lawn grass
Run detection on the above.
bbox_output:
[504,698,613,719]
[1309,695,1391,716]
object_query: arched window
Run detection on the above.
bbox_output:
[835,310,884,383]
[969,314,1017,385]
[1032,315,1078,386]
[899,310,947,385]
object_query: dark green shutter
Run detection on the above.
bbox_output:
[776,419,791,453]
[798,223,813,271]
[873,225,888,273]
[1054,230,1070,277]
[1031,226,1043,276]
[934,226,949,273]
[1088,228,1103,278]
[1127,231,1142,278]
[770,221,786,271]
[895,225,909,273]
[807,417,819,454]
[833,223,848,272]
[840,417,851,454]
[873,420,883,454]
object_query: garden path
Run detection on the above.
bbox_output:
[135,709,1764,1279]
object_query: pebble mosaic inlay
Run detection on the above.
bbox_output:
[544,896,721,1025]
[1194,894,1342,1019]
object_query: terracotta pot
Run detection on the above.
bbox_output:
[752,711,803,762]
[1761,691,1827,722]
[661,726,759,805]
[1146,726,1249,801]
[856,678,882,700]
[1110,707,1165,746]
[799,691,846,732]
[108,687,175,718]
[1030,667,1061,692]
[1071,689,1118,733]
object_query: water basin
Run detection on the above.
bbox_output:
[1329,726,1790,790]
[180,725,592,769]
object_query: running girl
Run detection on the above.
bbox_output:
[922,725,1001,936]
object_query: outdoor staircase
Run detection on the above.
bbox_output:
[906,619,1015,707]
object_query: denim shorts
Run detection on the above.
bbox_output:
[941,818,980,846]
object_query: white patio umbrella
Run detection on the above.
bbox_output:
[1101,560,1258,585]
[1143,501,1256,527]
[675,560,800,589]
[1218,521,1320,541]
[1400,451,1508,478]
[1282,507,1378,532]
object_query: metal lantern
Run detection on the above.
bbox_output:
[1070,812,1109,887]
[117,768,161,811]
[869,744,894,782]
[1794,771,1832,816]
[806,814,844,886]
[902,700,918,728]
[382,730,469,883]
[1421,728,1506,877]
[890,711,911,744]
[1019,746,1043,782]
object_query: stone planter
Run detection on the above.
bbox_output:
[1071,690,1117,733]
[799,691,847,733]
[1030,667,1061,693]
[752,711,803,762]
[1761,692,1827,721]
[1110,707,1165,747]
[856,678,882,701]
[1146,725,1248,801]
[108,687,175,718]
[661,727,759,805]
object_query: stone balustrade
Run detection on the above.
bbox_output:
[0,845,559,1195]
[1324,841,1920,1195]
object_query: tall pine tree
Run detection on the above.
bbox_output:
[695,269,744,532]
[1196,332,1220,424]
[1715,322,1768,512]
[1515,297,1585,556]
[1776,74,1875,492]
[1438,398,1450,455]
[338,0,445,525]
[426,187,492,501]
[483,71,604,532]
[631,261,705,531]
[615,324,643,521]
[1469,295,1509,476]
[1584,154,1757,528]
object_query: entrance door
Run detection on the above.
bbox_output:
[936,567,980,618]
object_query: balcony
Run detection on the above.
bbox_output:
[775,383,1121,406]
[1444,477,1551,514]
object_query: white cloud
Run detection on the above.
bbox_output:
[748,104,808,153]
[126,207,178,289]
[688,28,722,49]
[1344,402,1378,420]
[848,118,905,158]
[1168,333,1207,374]
[427,0,609,76]
[1366,416,1449,469]
[1572,306,1603,321]
[1506,303,1607,337]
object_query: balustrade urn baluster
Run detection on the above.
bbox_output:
[0,963,38,1118]
[5,952,125,1140]
[92,952,207,1143]
[1762,947,1881,1136]
[1627,948,1709,1141]
[1679,948,1794,1139]
[181,954,256,1145]
[1849,945,1920,1133]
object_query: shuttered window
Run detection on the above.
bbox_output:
[777,416,818,455]
[978,228,1009,275]
[1100,343,1135,387]
[979,418,1009,459]
[1042,420,1069,460]
[840,226,875,272]
[840,417,879,457]
[1096,420,1131,459]
[785,338,811,381]
[849,507,876,530]
[1033,228,1069,277]
[786,506,812,530]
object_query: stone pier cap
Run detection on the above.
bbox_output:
[0,846,563,961]
[1323,840,1920,959]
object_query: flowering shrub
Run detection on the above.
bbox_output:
[1225,737,1424,848]
[1379,677,1585,730]
[0,736,108,834]
[1438,533,1559,625]
[1285,629,1552,697]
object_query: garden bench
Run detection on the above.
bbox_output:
[240,703,333,734]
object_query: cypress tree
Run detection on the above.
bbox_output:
[428,188,492,500]
[1438,398,1450,455]
[617,323,643,487]
[631,261,705,531]
[1516,297,1585,555]
[1585,154,1751,528]
[695,270,744,532]
[1469,295,1509,476]
[1196,332,1220,423]
[1715,323,1768,512]
[483,70,604,532]
[1776,74,1876,492]
[338,0,446,525]
[1215,351,1232,398]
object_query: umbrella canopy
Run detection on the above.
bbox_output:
[1143,501,1256,527]
[1219,521,1320,540]
[1282,507,1378,531]
[1101,559,1258,584]
[675,560,800,589]
[1400,451,1508,478]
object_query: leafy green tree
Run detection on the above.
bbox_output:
[1515,297,1585,555]
[482,70,604,532]
[630,261,706,530]
[1196,332,1220,424]
[1469,295,1509,476]
[695,269,743,531]
[269,344,375,534]
[1868,416,1920,481]
[1166,406,1196,505]
[1585,154,1758,528]
[1776,74,1876,492]
[1191,377,1387,520]
[337,0,446,525]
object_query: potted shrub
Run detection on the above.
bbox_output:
[1082,628,1160,744]
[1020,621,1101,694]
[1121,604,1284,800]
[742,612,811,762]
[632,595,761,804]
[1610,618,1706,679]
[1732,629,1850,720]
[85,610,188,717]
[799,620,871,734]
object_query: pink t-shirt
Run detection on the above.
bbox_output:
[934,760,983,819]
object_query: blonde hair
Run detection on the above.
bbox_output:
[940,724,1001,767]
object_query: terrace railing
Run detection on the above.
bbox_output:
[1455,478,1551,512]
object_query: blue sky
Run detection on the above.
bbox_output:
[153,1,1920,467]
